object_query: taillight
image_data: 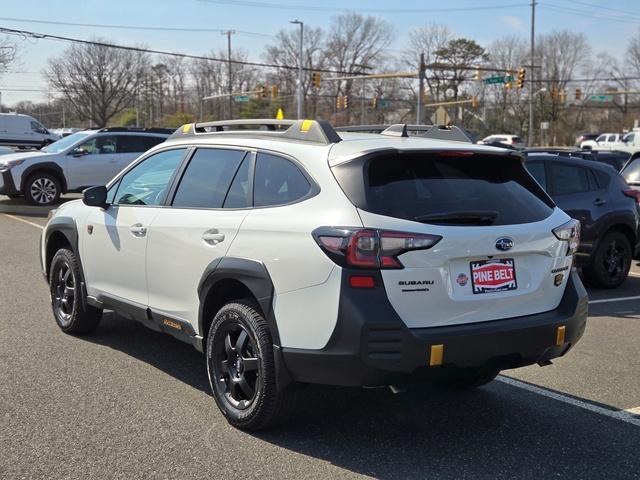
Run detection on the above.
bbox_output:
[553,219,580,256]
[313,227,442,269]
[623,188,640,205]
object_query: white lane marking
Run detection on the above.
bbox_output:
[625,406,640,416]
[2,213,44,230]
[588,295,640,305]
[497,376,640,427]
[628,272,640,279]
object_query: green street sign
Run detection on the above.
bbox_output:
[234,95,250,103]
[484,75,514,85]
[378,99,390,109]
[484,76,504,85]
[589,94,613,102]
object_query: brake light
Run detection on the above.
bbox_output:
[623,188,640,205]
[438,151,474,157]
[553,219,580,256]
[314,227,442,269]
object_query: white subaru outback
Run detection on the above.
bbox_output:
[40,119,588,430]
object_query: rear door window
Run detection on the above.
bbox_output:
[118,135,166,153]
[550,164,593,195]
[526,161,547,191]
[172,148,247,208]
[332,151,554,226]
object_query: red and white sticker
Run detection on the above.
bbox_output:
[470,259,517,294]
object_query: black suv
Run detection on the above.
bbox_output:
[525,153,640,288]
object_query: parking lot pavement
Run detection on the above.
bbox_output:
[1,213,639,479]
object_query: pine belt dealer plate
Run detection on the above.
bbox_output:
[470,259,517,294]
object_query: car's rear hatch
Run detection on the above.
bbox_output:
[331,148,575,329]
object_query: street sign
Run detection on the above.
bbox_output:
[378,99,390,109]
[589,94,614,102]
[484,75,514,85]
[234,95,250,103]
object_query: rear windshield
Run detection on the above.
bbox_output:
[622,157,640,184]
[332,151,554,226]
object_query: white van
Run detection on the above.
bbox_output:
[0,113,60,149]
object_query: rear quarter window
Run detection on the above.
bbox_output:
[332,151,554,226]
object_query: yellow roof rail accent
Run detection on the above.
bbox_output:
[182,123,193,133]
[300,119,314,133]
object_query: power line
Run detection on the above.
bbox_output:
[198,0,530,14]
[553,0,640,18]
[0,26,348,74]
[539,3,640,24]
[0,16,273,38]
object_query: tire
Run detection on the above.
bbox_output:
[24,172,61,206]
[437,369,499,390]
[206,300,296,431]
[582,231,631,289]
[49,248,102,334]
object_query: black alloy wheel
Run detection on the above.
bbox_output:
[583,231,631,289]
[52,259,76,329]
[213,323,261,410]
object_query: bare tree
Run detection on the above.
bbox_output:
[0,36,17,73]
[263,26,326,117]
[403,24,453,102]
[627,30,640,81]
[325,12,394,123]
[46,40,149,127]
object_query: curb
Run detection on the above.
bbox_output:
[0,203,52,217]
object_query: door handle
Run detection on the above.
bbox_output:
[130,223,147,237]
[202,230,225,245]
[593,198,607,206]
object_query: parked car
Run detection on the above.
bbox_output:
[580,133,623,150]
[0,113,60,149]
[524,148,631,171]
[0,127,172,205]
[41,119,587,430]
[525,152,640,288]
[621,155,640,189]
[477,134,524,148]
[575,133,599,148]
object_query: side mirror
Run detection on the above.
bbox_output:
[71,148,89,157]
[83,186,109,208]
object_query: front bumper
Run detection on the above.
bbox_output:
[281,270,588,387]
[0,170,19,195]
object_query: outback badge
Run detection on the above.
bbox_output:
[495,237,514,251]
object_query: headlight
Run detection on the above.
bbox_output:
[553,219,580,256]
[0,159,26,172]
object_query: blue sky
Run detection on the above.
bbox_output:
[0,0,638,106]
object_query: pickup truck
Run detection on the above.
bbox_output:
[593,131,640,160]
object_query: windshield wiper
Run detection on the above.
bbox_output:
[414,210,499,226]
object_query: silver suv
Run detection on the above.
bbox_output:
[0,127,172,205]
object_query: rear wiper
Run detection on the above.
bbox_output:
[414,210,499,226]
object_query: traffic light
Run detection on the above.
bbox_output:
[343,95,349,109]
[256,85,265,98]
[371,96,378,109]
[471,96,478,108]
[575,88,582,100]
[474,68,481,81]
[312,72,321,88]
[559,89,567,103]
[505,69,513,89]
[270,85,279,98]
[516,68,526,89]
[550,85,558,99]
[336,95,349,110]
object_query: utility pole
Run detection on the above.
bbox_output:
[290,20,304,119]
[222,30,236,119]
[417,53,425,125]
[528,0,536,147]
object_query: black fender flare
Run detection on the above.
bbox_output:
[44,216,88,309]
[197,257,280,346]
[21,162,67,192]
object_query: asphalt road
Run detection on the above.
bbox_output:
[1,212,639,479]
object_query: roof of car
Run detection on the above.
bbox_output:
[525,152,618,172]
[164,119,516,167]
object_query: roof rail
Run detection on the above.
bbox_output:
[169,119,342,145]
[97,127,176,134]
[335,124,473,143]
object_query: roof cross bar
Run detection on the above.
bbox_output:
[170,119,342,145]
[336,124,473,143]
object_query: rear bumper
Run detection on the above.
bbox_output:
[281,270,588,387]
